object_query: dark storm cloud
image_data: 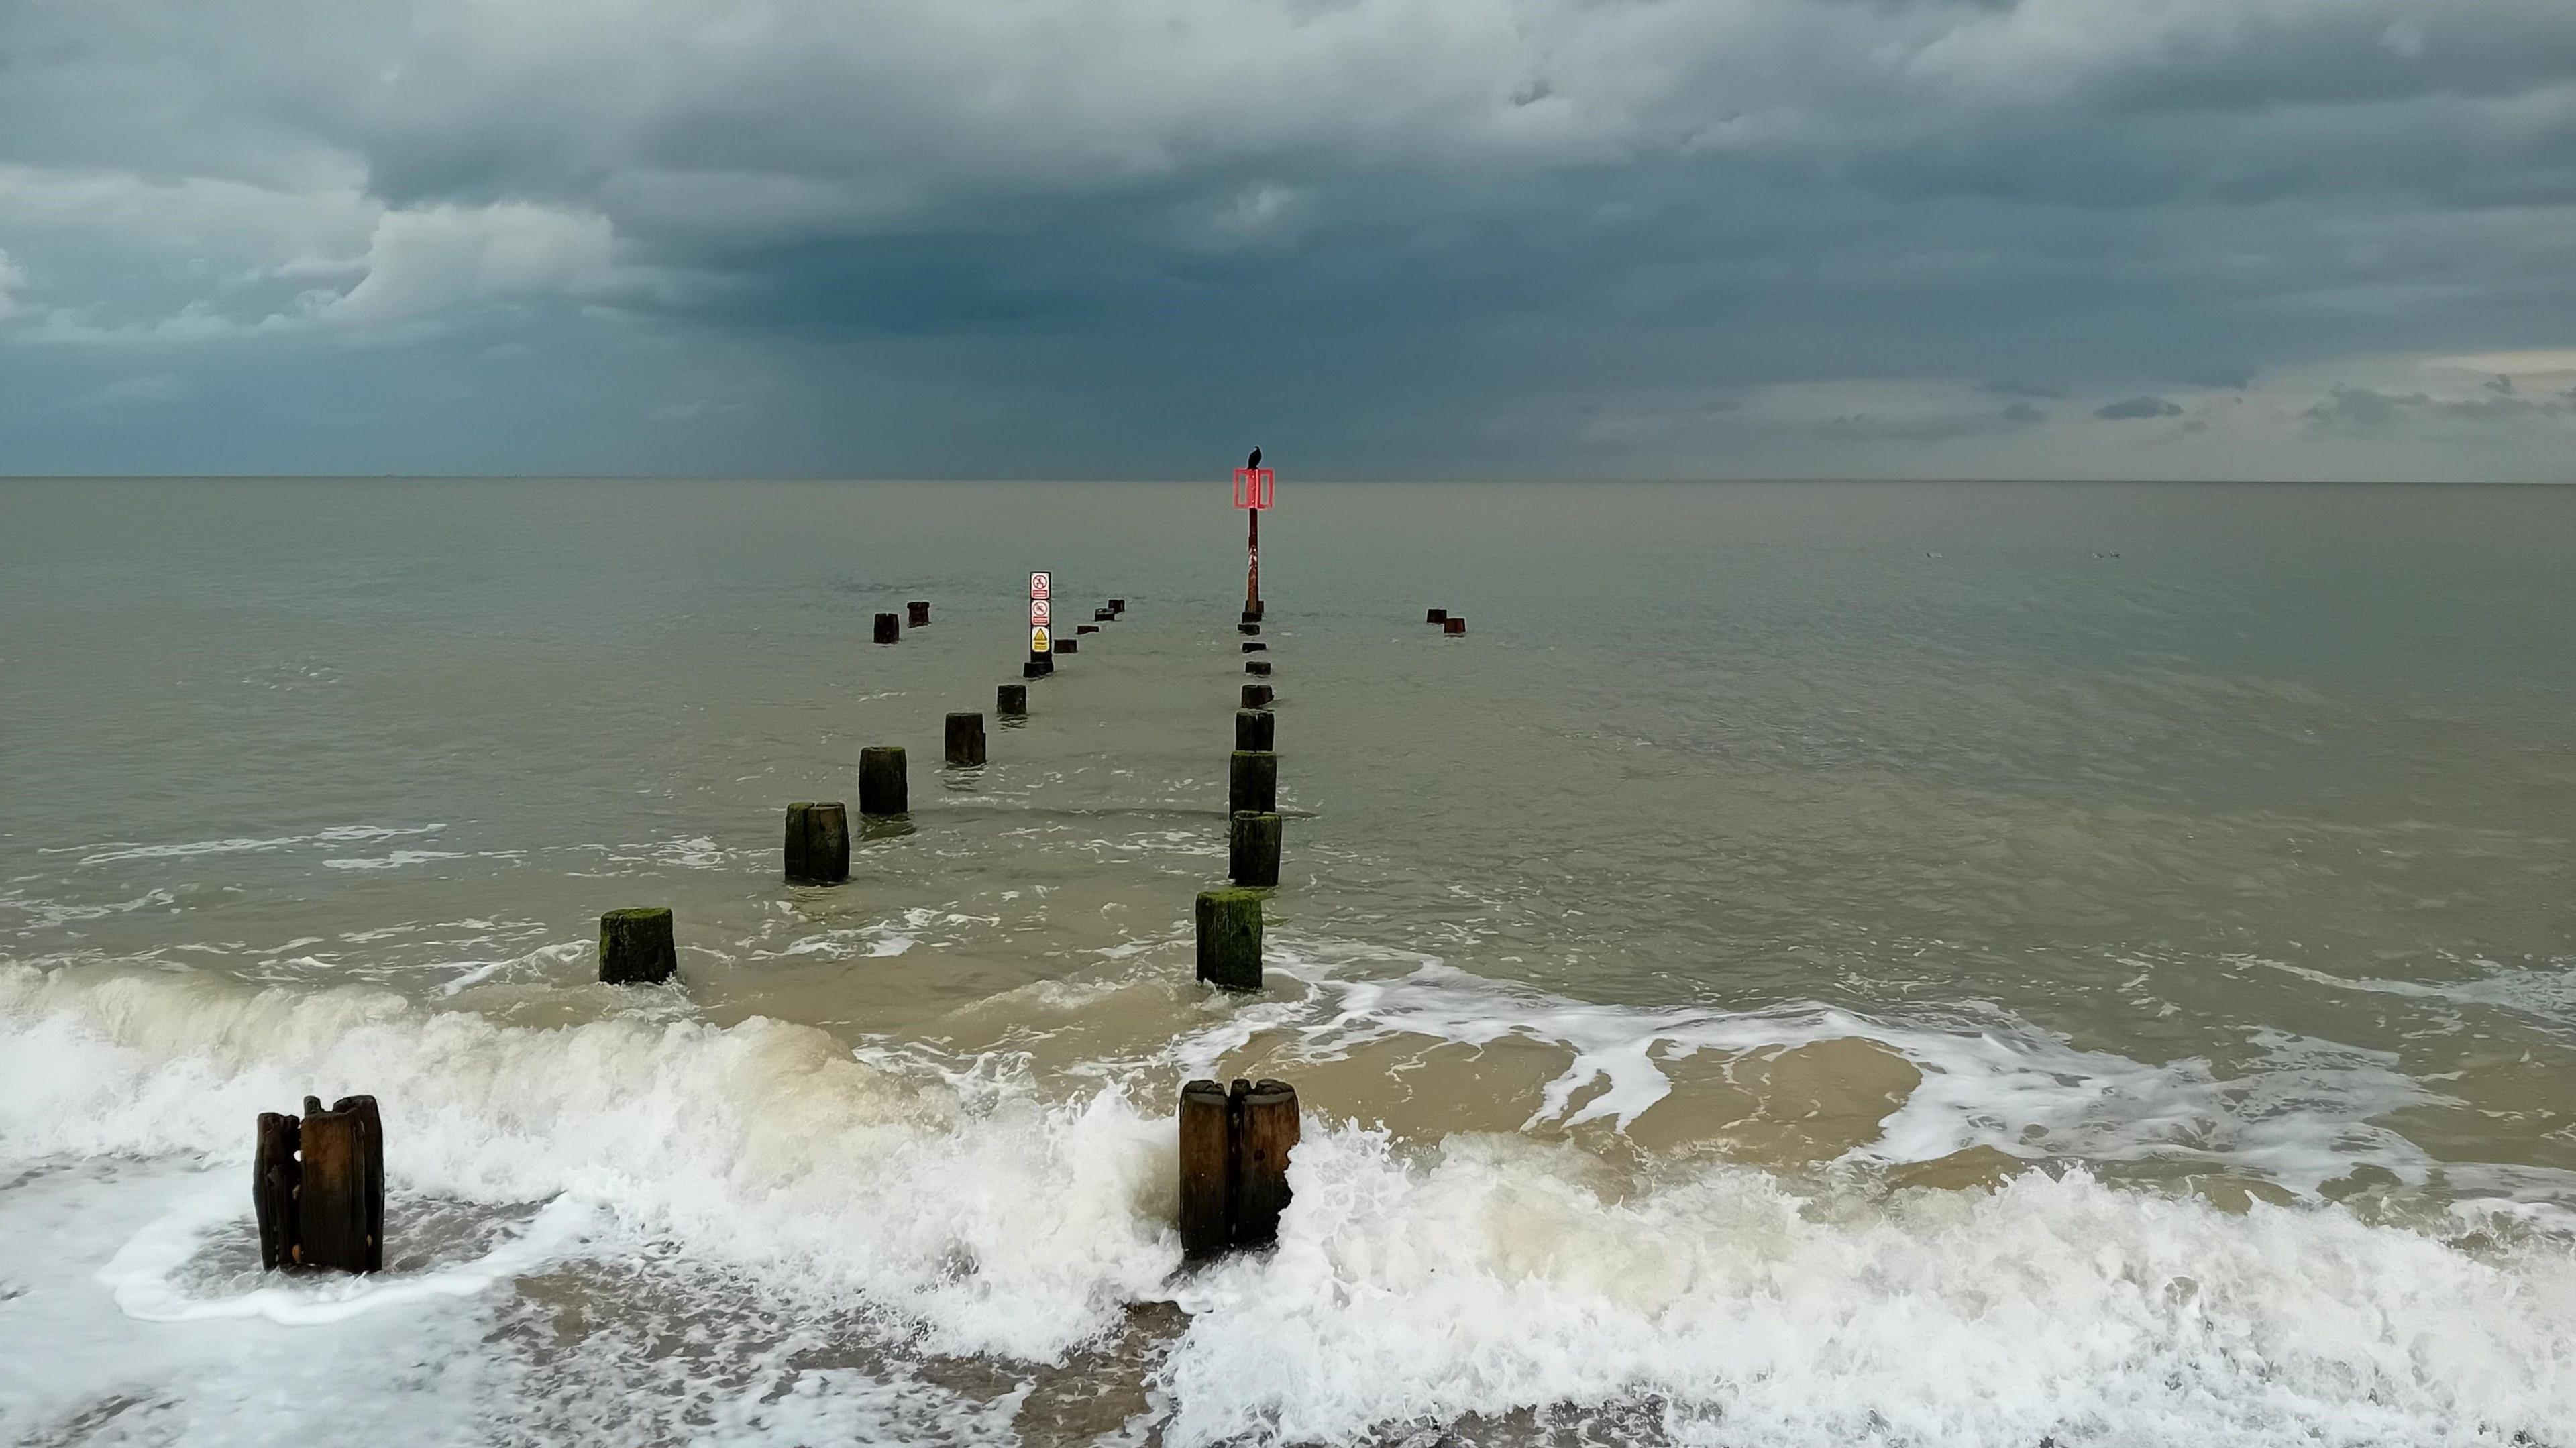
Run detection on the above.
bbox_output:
[3,0,2575,476]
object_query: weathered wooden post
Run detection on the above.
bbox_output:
[1230,1079,1299,1249]
[600,907,677,984]
[997,683,1028,717]
[1242,641,1266,653]
[1177,1079,1232,1260]
[1077,624,1099,635]
[1057,636,1079,654]
[874,612,900,645]
[1229,812,1282,887]
[1426,608,1448,624]
[298,1095,384,1272]
[254,1096,384,1272]
[784,803,850,885]
[1095,608,1115,622]
[1443,617,1466,636]
[945,712,987,767]
[1241,683,1273,709]
[1109,598,1127,614]
[1024,660,1046,679]
[1244,659,1271,677]
[1235,709,1273,751]
[907,600,931,627]
[1195,887,1264,991]
[1238,622,1261,636]
[1229,750,1277,814]
[859,746,908,816]
[254,1111,301,1270]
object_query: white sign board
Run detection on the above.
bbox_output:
[1029,571,1051,600]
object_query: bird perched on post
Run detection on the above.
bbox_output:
[1247,446,1262,471]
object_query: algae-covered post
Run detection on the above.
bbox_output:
[1177,1079,1232,1259]
[945,713,987,767]
[600,907,678,984]
[1195,887,1264,991]
[875,612,900,645]
[859,746,908,816]
[784,802,851,885]
[1235,709,1273,752]
[1229,1079,1298,1249]
[1229,811,1282,888]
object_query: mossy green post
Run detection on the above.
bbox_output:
[1228,750,1277,815]
[859,746,908,816]
[1195,888,1264,991]
[1229,811,1282,887]
[600,907,677,985]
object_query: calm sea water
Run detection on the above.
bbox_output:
[3,477,2573,1445]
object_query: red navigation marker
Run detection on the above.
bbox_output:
[1233,468,1275,511]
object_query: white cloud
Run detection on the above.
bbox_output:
[0,248,26,319]
[305,203,647,327]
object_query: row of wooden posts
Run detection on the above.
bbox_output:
[255,589,1318,1272]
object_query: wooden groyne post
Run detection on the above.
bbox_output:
[784,803,851,885]
[1235,708,1273,752]
[1195,887,1263,991]
[1229,811,1282,887]
[1229,750,1277,814]
[600,907,677,984]
[997,683,1028,718]
[1242,683,1273,709]
[875,612,901,645]
[908,600,932,627]
[860,745,908,816]
[256,1094,384,1273]
[946,712,987,767]
[1177,1078,1299,1258]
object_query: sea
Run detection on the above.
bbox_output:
[2,476,2571,1446]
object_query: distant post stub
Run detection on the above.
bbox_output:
[1242,683,1273,709]
[1229,811,1282,888]
[298,1095,384,1273]
[908,600,931,627]
[1229,750,1277,814]
[600,907,677,985]
[1177,1079,1233,1260]
[1426,608,1448,624]
[859,746,909,816]
[1235,709,1273,752]
[1024,660,1046,679]
[254,1111,301,1270]
[1195,887,1265,992]
[875,612,901,645]
[1242,641,1266,653]
[1230,1079,1299,1249]
[997,682,1028,717]
[946,712,987,767]
[1244,659,1271,677]
[784,802,850,885]
[1095,608,1114,622]
[1057,635,1079,654]
[1077,624,1099,635]
[1238,622,1260,636]
[1442,617,1466,636]
[1109,598,1127,614]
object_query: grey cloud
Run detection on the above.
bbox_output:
[2094,396,2184,419]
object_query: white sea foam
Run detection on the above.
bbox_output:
[63,824,448,866]
[2,962,2572,1446]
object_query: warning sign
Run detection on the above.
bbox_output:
[1030,571,1051,600]
[1030,599,1051,626]
[1030,625,1051,654]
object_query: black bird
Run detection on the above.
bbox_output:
[1247,446,1262,471]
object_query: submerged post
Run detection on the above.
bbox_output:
[1244,659,1271,677]
[1442,617,1466,636]
[945,712,987,767]
[1229,811,1282,887]
[1109,598,1127,614]
[1235,709,1273,752]
[1241,683,1273,709]
[1426,608,1447,624]
[1195,887,1264,991]
[1229,750,1277,814]
[1230,1079,1299,1249]
[1057,636,1079,654]
[1238,622,1261,636]
[875,612,900,645]
[997,683,1028,717]
[600,907,677,985]
[1177,1079,1232,1260]
[908,600,931,627]
[859,746,908,816]
[784,803,851,885]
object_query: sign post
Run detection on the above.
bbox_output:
[1028,571,1053,675]
[1232,466,1275,620]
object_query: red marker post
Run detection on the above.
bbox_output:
[1233,466,1275,620]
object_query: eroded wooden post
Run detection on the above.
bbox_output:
[1426,608,1447,624]
[1195,887,1263,991]
[1229,750,1277,814]
[907,600,931,627]
[997,683,1028,718]
[1236,709,1273,752]
[254,1111,301,1271]
[257,1095,383,1273]
[785,803,849,885]
[875,612,900,645]
[860,745,908,816]
[1177,1079,1232,1260]
[1241,683,1273,709]
[1230,1079,1299,1249]
[1229,811,1282,887]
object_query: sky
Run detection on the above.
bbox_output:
[3,0,2574,481]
